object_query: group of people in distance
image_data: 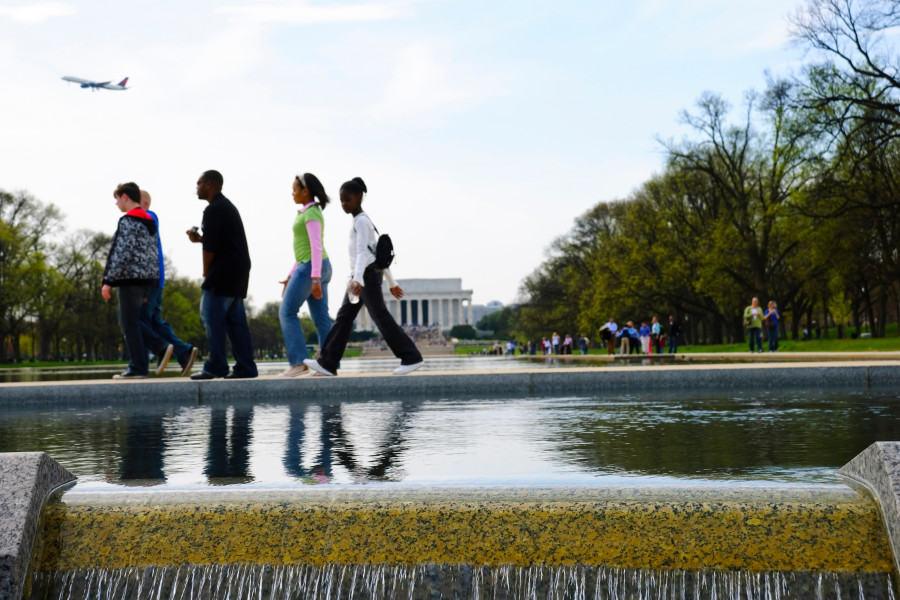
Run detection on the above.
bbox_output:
[102,170,423,380]
[743,297,781,353]
[599,315,682,355]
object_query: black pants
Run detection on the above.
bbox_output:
[117,285,151,375]
[317,267,422,373]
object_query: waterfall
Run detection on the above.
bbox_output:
[27,564,895,600]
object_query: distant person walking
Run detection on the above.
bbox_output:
[651,316,662,354]
[601,318,617,355]
[639,321,651,354]
[186,170,258,380]
[764,300,781,352]
[305,177,424,377]
[138,190,199,376]
[666,315,681,354]
[277,173,334,377]
[617,321,637,355]
[101,182,159,379]
[743,297,764,353]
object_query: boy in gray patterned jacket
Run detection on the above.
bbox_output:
[101,182,160,378]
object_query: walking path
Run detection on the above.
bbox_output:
[1,355,898,406]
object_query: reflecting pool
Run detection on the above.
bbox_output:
[3,388,899,490]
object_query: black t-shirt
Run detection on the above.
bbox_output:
[201,193,251,298]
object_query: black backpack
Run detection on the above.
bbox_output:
[362,214,394,269]
[374,232,394,269]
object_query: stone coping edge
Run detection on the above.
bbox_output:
[2,447,899,583]
[0,453,75,600]
[2,362,900,406]
[840,442,900,580]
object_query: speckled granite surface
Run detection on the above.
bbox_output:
[29,485,892,573]
[840,442,900,578]
[2,363,899,406]
[0,453,74,600]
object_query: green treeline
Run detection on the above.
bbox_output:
[512,0,900,345]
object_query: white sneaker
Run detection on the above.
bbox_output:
[393,361,424,376]
[278,364,309,377]
[154,344,174,375]
[303,358,335,377]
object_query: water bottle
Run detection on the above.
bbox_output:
[348,282,360,304]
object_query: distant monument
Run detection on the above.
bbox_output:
[355,278,473,332]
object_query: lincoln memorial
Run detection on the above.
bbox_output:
[355,278,474,331]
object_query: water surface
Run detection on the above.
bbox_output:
[3,389,898,490]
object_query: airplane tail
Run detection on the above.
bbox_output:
[117,77,129,87]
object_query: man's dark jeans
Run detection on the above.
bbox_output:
[199,290,257,377]
[131,286,193,371]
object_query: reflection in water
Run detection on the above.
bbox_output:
[205,407,253,484]
[5,390,900,489]
[284,401,418,483]
[119,414,165,485]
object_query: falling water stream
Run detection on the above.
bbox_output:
[27,564,896,600]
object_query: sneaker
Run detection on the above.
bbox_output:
[303,358,335,377]
[113,370,147,380]
[278,364,309,377]
[393,361,424,376]
[225,371,257,379]
[308,370,335,377]
[180,347,199,377]
[154,345,175,375]
[190,371,218,380]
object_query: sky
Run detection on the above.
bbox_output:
[0,0,808,311]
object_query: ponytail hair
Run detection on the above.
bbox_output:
[340,177,367,196]
[298,173,330,209]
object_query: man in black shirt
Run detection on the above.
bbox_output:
[186,170,258,379]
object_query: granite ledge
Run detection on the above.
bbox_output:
[0,453,75,600]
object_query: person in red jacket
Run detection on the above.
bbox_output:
[101,182,159,379]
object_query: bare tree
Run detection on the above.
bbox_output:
[790,0,900,142]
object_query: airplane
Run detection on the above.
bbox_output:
[61,76,129,91]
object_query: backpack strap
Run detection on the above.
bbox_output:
[357,212,379,253]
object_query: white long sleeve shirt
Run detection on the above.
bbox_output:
[350,212,396,288]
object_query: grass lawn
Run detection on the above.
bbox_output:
[454,323,900,355]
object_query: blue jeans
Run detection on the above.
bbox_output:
[748,327,762,352]
[279,259,333,365]
[133,287,193,369]
[767,327,779,352]
[199,291,257,377]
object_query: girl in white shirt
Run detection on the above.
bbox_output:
[305,177,424,376]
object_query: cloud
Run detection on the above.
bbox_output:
[371,42,498,119]
[0,1,75,23]
[178,22,268,86]
[216,1,405,24]
[742,18,791,51]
